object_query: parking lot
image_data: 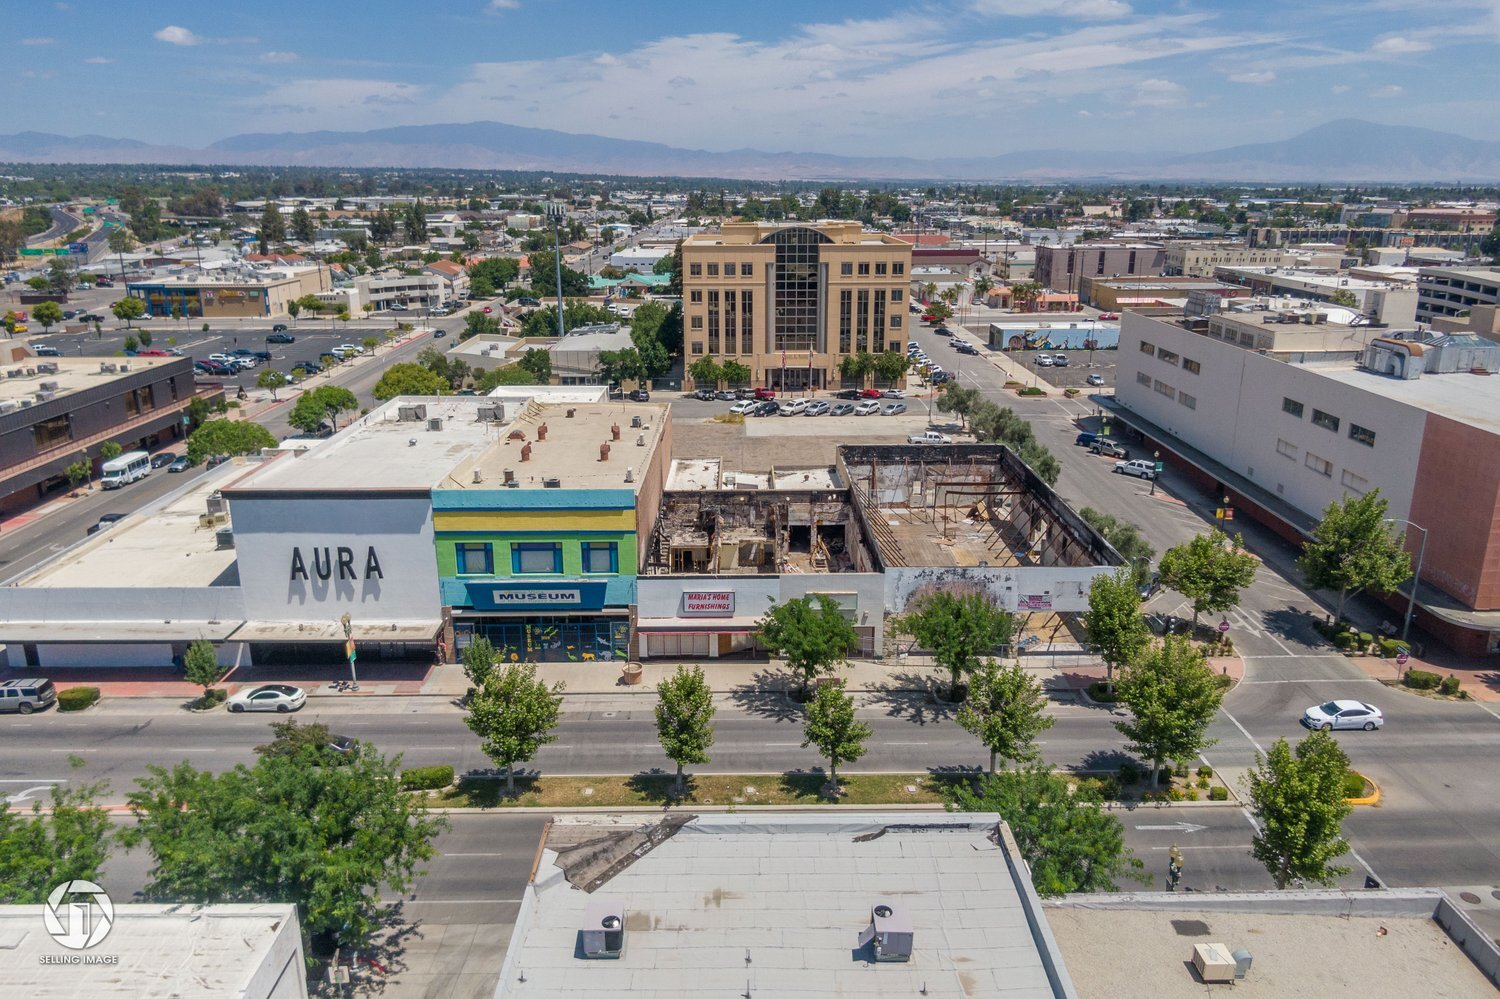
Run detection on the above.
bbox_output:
[995,345,1118,390]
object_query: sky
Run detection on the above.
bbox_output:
[5,0,1500,156]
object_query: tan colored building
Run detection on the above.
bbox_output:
[1163,241,1289,277]
[681,222,913,391]
[127,265,331,319]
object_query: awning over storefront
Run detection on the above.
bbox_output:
[635,616,764,633]
[0,621,243,643]
[232,620,443,643]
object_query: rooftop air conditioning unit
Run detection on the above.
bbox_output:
[0,400,18,415]
[36,363,58,375]
[38,380,59,392]
[427,417,443,431]
[34,390,55,403]
[579,901,625,959]
[23,368,35,377]
[397,404,427,422]
[858,901,913,963]
[19,398,32,408]
[542,477,561,488]
[118,363,130,371]
[6,369,22,378]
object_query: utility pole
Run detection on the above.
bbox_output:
[545,202,567,338]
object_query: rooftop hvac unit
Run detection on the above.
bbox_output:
[579,901,625,959]
[0,400,18,415]
[38,380,59,392]
[397,404,428,422]
[18,398,31,408]
[34,390,55,403]
[476,405,505,422]
[857,902,913,962]
[23,368,35,377]
[472,468,483,484]
[118,363,130,371]
[630,414,642,428]
[36,363,59,375]
[214,527,234,550]
[6,369,22,378]
[542,477,561,488]
[427,417,443,431]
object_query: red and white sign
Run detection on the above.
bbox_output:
[1018,594,1053,611]
[682,591,735,617]
[1396,651,1410,666]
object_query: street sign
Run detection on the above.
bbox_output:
[1217,620,1230,634]
[345,638,357,663]
[1396,651,1410,666]
[1153,462,1164,472]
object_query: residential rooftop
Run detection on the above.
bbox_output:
[497,812,1071,999]
[0,355,181,408]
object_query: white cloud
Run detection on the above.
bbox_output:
[21,37,57,46]
[84,56,112,64]
[260,51,299,63]
[487,0,521,10]
[972,0,1132,18]
[1330,84,1350,93]
[154,25,201,46]
[1370,84,1405,98]
[1370,35,1432,54]
[1228,69,1275,84]
[1132,77,1185,107]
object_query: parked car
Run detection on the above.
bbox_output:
[135,349,171,357]
[956,343,979,355]
[149,452,177,469]
[735,387,756,400]
[932,326,953,337]
[267,332,295,344]
[433,329,447,338]
[693,388,717,401]
[1097,312,1120,321]
[32,344,62,357]
[929,371,952,384]
[779,398,809,416]
[206,454,231,468]
[1137,571,1162,600]
[831,402,856,416]
[1053,354,1070,367]
[1086,373,1106,386]
[629,389,651,402]
[1302,699,1384,731]
[271,323,289,333]
[293,361,323,375]
[1074,432,1098,448]
[168,456,192,473]
[882,389,905,399]
[431,307,450,316]
[854,401,880,416]
[80,314,105,324]
[805,400,831,416]
[730,400,757,415]
[517,297,541,307]
[0,678,56,714]
[1036,354,1055,367]
[226,684,307,714]
[753,400,779,416]
[1090,440,1128,459]
[908,431,953,444]
[195,360,231,376]
[207,353,236,365]
[859,388,883,399]
[334,343,363,356]
[61,309,78,320]
[882,402,907,416]
[834,389,861,400]
[87,512,127,535]
[752,387,776,400]
[715,390,737,401]
[1113,459,1157,480]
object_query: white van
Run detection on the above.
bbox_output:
[100,450,150,489]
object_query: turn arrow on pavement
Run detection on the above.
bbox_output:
[1133,821,1209,834]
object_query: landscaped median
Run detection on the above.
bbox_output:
[1345,770,1381,806]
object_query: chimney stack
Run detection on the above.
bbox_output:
[599,443,611,462]
[521,443,532,462]
[611,423,621,441]
[538,423,548,440]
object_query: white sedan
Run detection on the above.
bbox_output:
[227,684,307,713]
[1302,699,1384,731]
[729,400,757,415]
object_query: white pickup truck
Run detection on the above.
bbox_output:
[907,430,953,445]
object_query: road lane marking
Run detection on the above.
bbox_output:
[1149,845,1241,851]
[441,853,510,858]
[405,898,524,904]
[1135,822,1208,833]
[885,741,930,746]
[1220,708,1265,754]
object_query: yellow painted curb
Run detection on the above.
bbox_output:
[1346,772,1381,806]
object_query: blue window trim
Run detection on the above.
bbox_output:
[512,542,563,574]
[582,541,619,574]
[456,542,493,576]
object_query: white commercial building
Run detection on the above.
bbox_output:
[607,245,672,274]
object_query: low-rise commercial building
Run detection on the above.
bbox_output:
[1214,265,1418,325]
[1078,275,1250,311]
[1033,243,1165,295]
[607,245,672,273]
[1416,266,1500,324]
[127,264,330,318]
[1163,241,1288,277]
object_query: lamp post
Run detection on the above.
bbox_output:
[1149,450,1161,496]
[544,202,567,339]
[340,612,359,691]
[1383,517,1428,644]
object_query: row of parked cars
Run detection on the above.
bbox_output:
[730,395,908,417]
[1074,432,1157,480]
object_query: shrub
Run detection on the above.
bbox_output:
[1208,785,1229,801]
[400,765,455,791]
[1167,787,1187,801]
[1403,668,1441,690]
[1003,380,1022,388]
[190,688,228,710]
[1439,674,1462,696]
[57,687,100,711]
[1196,776,1211,789]
[1342,772,1368,799]
[1017,386,1045,396]
[1213,672,1234,691]
[1085,680,1118,703]
[1196,764,1214,778]
[1118,762,1141,784]
[1064,388,1080,397]
[1172,762,1190,778]
[1093,776,1121,800]
[1377,638,1409,659]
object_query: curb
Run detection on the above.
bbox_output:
[1346,772,1381,807]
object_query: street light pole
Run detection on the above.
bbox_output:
[545,202,567,339]
[1149,450,1161,496]
[1384,518,1428,644]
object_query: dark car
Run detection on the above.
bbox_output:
[929,370,951,384]
[61,309,78,320]
[1074,432,1098,448]
[205,454,230,468]
[292,360,323,375]
[80,314,105,323]
[629,389,651,402]
[271,323,289,333]
[753,400,779,416]
[956,343,979,355]
[33,344,63,357]
[834,388,861,400]
[933,326,953,337]
[266,332,296,344]
[195,360,231,376]
[87,512,126,535]
[433,329,447,338]
[517,297,541,307]
[693,388,716,401]
[150,452,177,469]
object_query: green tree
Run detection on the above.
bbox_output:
[65,459,90,491]
[755,595,858,700]
[1247,731,1355,889]
[801,682,870,799]
[258,201,285,252]
[0,781,114,904]
[872,350,910,385]
[474,364,543,391]
[287,385,358,433]
[1158,530,1258,631]
[137,329,152,348]
[460,637,497,691]
[255,368,287,400]
[1,310,17,336]
[463,663,565,793]
[1113,636,1223,788]
[46,258,77,295]
[946,766,1144,896]
[1084,569,1151,690]
[31,300,63,332]
[721,359,751,386]
[108,226,136,284]
[936,383,983,429]
[99,441,123,461]
[1481,222,1500,262]
[518,347,552,384]
[373,362,450,401]
[519,300,614,338]
[838,351,876,388]
[111,295,146,328]
[254,718,347,763]
[362,335,380,353]
[655,665,716,794]
[957,659,1054,773]
[182,639,226,697]
[1329,289,1359,308]
[894,591,1015,700]
[124,749,444,951]
[123,333,139,353]
[1079,507,1155,590]
[287,299,301,322]
[595,346,647,386]
[1297,490,1412,624]
[525,248,589,297]
[185,420,275,464]
[463,311,502,340]
[289,207,315,243]
[688,355,723,389]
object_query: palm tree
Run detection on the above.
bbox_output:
[107,227,135,284]
[922,281,938,304]
[972,276,994,305]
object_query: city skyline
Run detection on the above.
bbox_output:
[6,0,1500,158]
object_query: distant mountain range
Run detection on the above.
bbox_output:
[2,118,1498,182]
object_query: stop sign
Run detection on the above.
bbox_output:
[1217,620,1230,634]
[1396,651,1410,666]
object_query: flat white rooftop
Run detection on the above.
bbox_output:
[498,812,1068,999]
[1315,366,1500,435]
[0,356,179,406]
